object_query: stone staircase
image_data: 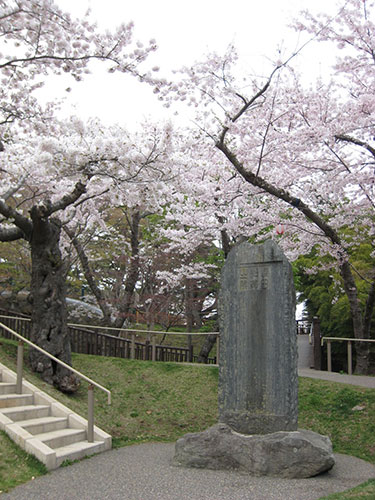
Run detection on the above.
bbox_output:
[0,361,111,470]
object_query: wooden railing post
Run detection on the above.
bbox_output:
[16,341,24,394]
[187,333,192,362]
[131,334,135,359]
[152,335,156,362]
[87,384,94,443]
[327,340,332,372]
[188,344,193,363]
[347,341,353,375]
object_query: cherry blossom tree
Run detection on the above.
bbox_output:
[0,0,158,131]
[0,118,148,389]
[148,128,270,360]
[66,122,228,346]
[66,122,184,330]
[0,0,161,390]
[158,0,375,373]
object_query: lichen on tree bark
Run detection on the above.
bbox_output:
[29,206,80,393]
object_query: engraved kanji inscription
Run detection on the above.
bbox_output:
[238,264,270,291]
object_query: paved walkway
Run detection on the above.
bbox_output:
[2,444,375,500]
[298,334,314,369]
[299,368,375,389]
[298,333,375,389]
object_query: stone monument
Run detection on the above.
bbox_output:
[174,240,335,478]
[219,239,297,434]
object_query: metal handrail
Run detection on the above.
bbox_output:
[321,336,375,375]
[321,337,375,344]
[0,314,30,321]
[0,321,111,443]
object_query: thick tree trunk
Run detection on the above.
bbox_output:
[114,211,142,329]
[197,334,217,363]
[67,229,113,325]
[196,230,229,364]
[69,210,142,332]
[29,209,79,393]
[184,279,194,331]
[184,279,194,361]
[339,261,369,374]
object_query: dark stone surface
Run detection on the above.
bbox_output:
[174,423,335,478]
[218,240,298,434]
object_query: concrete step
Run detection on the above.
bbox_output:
[0,393,34,408]
[17,416,68,435]
[0,404,50,421]
[0,361,111,470]
[0,382,17,395]
[36,428,87,449]
[55,440,106,468]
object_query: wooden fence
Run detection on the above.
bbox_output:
[68,325,194,362]
[0,311,217,364]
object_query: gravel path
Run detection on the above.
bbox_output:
[2,444,375,500]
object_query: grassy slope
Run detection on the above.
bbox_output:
[1,337,375,498]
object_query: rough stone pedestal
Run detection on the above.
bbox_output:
[174,423,335,478]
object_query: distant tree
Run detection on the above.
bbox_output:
[65,122,183,330]
[0,240,31,295]
[295,234,375,369]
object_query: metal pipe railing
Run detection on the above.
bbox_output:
[0,321,111,443]
[321,337,375,375]
[16,341,23,394]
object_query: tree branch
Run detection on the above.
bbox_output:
[326,142,375,210]
[1,173,28,201]
[215,140,366,345]
[215,141,343,247]
[0,199,33,239]
[73,187,110,208]
[64,227,113,324]
[335,134,375,158]
[48,181,87,215]
[0,225,24,242]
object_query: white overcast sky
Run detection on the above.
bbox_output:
[50,0,339,128]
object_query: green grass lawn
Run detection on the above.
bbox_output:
[1,337,375,498]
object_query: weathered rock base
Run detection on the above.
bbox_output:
[173,423,335,478]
